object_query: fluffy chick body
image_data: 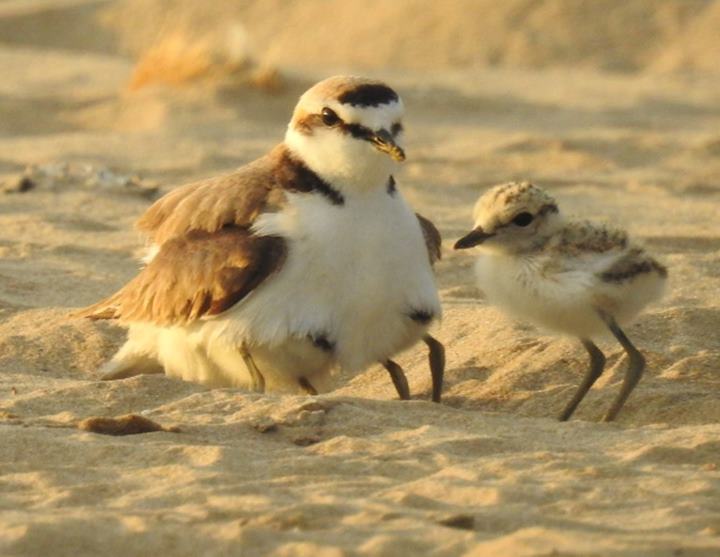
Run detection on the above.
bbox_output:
[474,219,666,339]
[456,181,667,420]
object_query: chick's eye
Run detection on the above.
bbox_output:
[512,212,534,227]
[321,107,340,126]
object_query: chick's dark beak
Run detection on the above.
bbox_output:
[370,129,406,162]
[454,226,495,249]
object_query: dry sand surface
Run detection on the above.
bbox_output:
[2,1,720,555]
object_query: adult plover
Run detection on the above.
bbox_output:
[454,182,667,421]
[79,76,445,401]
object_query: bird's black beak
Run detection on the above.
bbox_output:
[369,129,406,162]
[454,226,495,249]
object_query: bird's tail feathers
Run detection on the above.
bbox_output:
[71,292,123,320]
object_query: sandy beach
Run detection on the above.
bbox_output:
[1,1,720,555]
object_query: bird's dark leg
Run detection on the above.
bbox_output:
[423,334,445,403]
[600,313,645,422]
[383,359,410,400]
[558,339,606,421]
[298,377,318,396]
[240,345,265,393]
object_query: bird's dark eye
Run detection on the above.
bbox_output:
[391,122,403,135]
[512,212,534,227]
[321,107,340,126]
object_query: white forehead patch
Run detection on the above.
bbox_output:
[298,94,404,130]
[334,100,404,129]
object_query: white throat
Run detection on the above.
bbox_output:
[285,127,399,192]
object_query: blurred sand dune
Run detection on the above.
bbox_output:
[105,0,720,75]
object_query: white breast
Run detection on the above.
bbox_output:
[201,188,440,372]
[474,252,607,339]
[474,248,665,340]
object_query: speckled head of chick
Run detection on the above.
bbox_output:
[454,181,668,423]
[454,181,562,252]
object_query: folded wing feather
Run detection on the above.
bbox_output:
[416,213,442,266]
[78,228,286,325]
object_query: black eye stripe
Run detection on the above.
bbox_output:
[342,122,373,139]
[317,117,399,143]
[317,109,375,139]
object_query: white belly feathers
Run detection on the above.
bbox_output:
[474,252,607,339]
[474,250,665,339]
[200,188,441,372]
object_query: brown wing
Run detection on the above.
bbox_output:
[416,213,442,266]
[599,247,668,283]
[552,221,629,257]
[137,145,289,245]
[78,228,286,325]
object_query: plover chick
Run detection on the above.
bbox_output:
[454,182,667,421]
[78,76,445,401]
